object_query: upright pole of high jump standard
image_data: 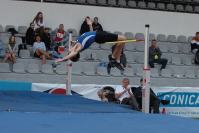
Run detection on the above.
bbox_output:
[142,24,151,113]
[66,32,72,95]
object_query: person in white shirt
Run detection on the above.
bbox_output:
[115,78,139,111]
[33,35,51,64]
[32,12,45,30]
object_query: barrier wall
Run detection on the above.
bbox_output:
[0,80,199,118]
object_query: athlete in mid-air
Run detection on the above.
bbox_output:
[55,19,127,71]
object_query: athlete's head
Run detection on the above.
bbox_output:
[70,53,80,62]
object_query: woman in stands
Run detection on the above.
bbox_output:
[3,35,17,63]
[33,35,51,64]
[32,11,45,30]
[55,18,126,71]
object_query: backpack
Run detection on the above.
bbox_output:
[195,50,199,64]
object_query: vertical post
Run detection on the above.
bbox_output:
[66,32,72,95]
[142,24,150,113]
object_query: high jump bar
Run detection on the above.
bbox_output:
[106,39,144,44]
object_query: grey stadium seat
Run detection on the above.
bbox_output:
[158,45,169,53]
[0,25,3,32]
[169,44,179,53]
[160,68,173,78]
[114,31,123,35]
[0,34,9,44]
[18,26,28,34]
[13,63,26,73]
[177,35,187,43]
[0,63,11,73]
[167,35,177,42]
[110,67,123,76]
[76,0,86,4]
[19,50,31,59]
[171,66,185,78]
[128,1,136,8]
[72,62,84,75]
[149,33,156,41]
[176,5,184,11]
[167,3,175,11]
[148,2,156,9]
[27,63,40,74]
[15,37,22,45]
[185,69,196,78]
[108,0,117,6]
[138,1,146,8]
[135,52,144,64]
[135,43,144,52]
[188,36,193,43]
[123,66,135,77]
[65,0,76,3]
[125,42,136,51]
[157,34,166,42]
[82,62,98,75]
[194,6,199,13]
[96,65,109,76]
[157,3,165,10]
[41,64,54,74]
[135,33,144,40]
[193,0,199,3]
[118,0,127,7]
[182,56,193,65]
[97,0,107,5]
[125,51,136,63]
[185,5,193,12]
[87,0,96,5]
[171,56,182,65]
[124,32,134,40]
[55,62,68,75]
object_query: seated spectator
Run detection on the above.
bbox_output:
[92,17,103,32]
[0,39,5,62]
[107,44,127,74]
[191,32,199,52]
[149,39,168,70]
[131,78,161,113]
[79,16,93,35]
[41,27,51,51]
[53,24,68,53]
[3,35,18,64]
[25,22,35,46]
[32,11,45,30]
[97,86,119,103]
[33,35,51,64]
[115,78,140,111]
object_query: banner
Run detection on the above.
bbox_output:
[32,83,199,118]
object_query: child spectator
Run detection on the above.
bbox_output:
[191,32,199,52]
[3,35,18,63]
[0,39,5,62]
[33,35,51,64]
[32,11,45,30]
[92,17,103,32]
[25,22,35,46]
[79,16,93,35]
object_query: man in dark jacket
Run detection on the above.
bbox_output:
[25,23,35,46]
[149,39,167,70]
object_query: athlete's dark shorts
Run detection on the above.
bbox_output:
[95,31,118,44]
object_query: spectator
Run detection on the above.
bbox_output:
[25,22,35,46]
[33,35,51,64]
[32,11,45,30]
[149,39,168,70]
[92,17,103,32]
[0,40,6,62]
[3,35,18,63]
[79,16,93,35]
[53,24,68,53]
[191,32,199,52]
[97,86,119,103]
[41,27,51,51]
[107,44,127,74]
[115,78,140,110]
[131,78,161,113]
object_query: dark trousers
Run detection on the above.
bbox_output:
[121,96,140,111]
[149,58,168,69]
[191,43,199,52]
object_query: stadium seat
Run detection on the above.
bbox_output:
[176,4,184,11]
[125,51,136,63]
[135,43,144,52]
[135,52,144,64]
[182,55,193,65]
[76,0,86,4]
[169,44,179,53]
[0,34,9,44]
[118,0,127,7]
[0,63,11,73]
[110,67,123,76]
[65,0,76,3]
[55,62,68,75]
[97,0,107,6]
[87,0,97,5]
[128,1,136,8]
[108,0,117,6]
[177,35,187,43]
[15,37,22,45]
[114,31,123,35]
[137,1,146,8]
[135,33,144,40]
[95,50,111,62]
[171,66,185,78]
[184,69,196,78]
[149,33,156,41]
[135,65,143,76]
[5,25,15,32]
[167,3,175,11]
[124,32,134,40]
[158,44,169,53]
[147,2,156,9]
[13,63,26,73]
[19,50,31,59]
[171,56,182,65]
[123,66,135,77]
[82,62,98,75]
[193,0,199,3]
[185,5,193,12]
[157,34,166,42]
[41,64,54,74]
[187,36,193,43]
[194,6,199,13]
[125,42,136,51]
[0,25,3,32]
[157,3,165,10]
[27,63,40,74]
[160,68,173,78]
[72,62,83,75]
[96,65,109,76]
[167,35,177,42]
[181,44,190,54]
[151,68,160,78]
[18,26,28,35]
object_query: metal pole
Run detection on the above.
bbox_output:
[142,24,150,113]
[66,33,72,95]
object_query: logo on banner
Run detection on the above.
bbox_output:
[44,88,66,95]
[158,92,199,107]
